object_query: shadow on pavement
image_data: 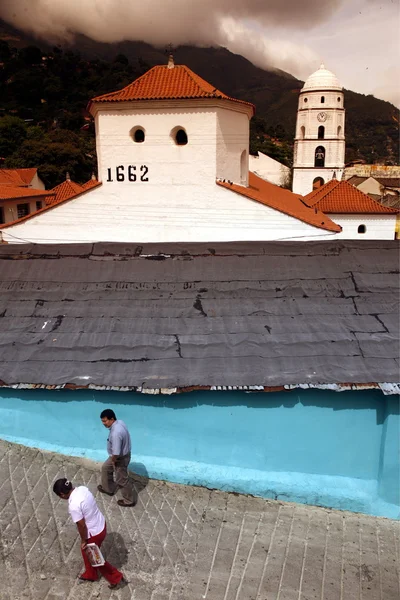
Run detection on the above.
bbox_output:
[102,531,129,568]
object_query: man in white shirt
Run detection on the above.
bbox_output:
[53,478,126,588]
[98,408,136,507]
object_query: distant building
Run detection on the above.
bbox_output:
[0,168,45,190]
[248,152,290,187]
[292,64,345,196]
[303,178,398,239]
[0,186,54,225]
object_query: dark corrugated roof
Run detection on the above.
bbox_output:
[0,241,398,391]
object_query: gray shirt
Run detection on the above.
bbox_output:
[107,420,131,456]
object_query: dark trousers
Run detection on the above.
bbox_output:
[101,453,134,503]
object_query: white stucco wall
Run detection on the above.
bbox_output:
[93,99,252,188]
[30,173,46,190]
[292,168,344,197]
[0,198,45,224]
[328,214,397,240]
[249,152,290,187]
[0,182,339,244]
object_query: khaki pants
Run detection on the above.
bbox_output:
[101,453,135,503]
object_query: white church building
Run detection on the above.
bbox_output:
[0,58,341,244]
[0,59,397,243]
[292,64,345,196]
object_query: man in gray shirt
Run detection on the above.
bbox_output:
[98,409,135,507]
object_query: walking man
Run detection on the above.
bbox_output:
[53,478,126,588]
[98,408,136,507]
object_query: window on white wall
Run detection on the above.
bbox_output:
[130,127,145,143]
[318,126,325,140]
[358,225,367,234]
[314,146,325,167]
[313,177,325,189]
[240,150,247,185]
[321,96,325,103]
[172,127,188,145]
[17,203,30,218]
[300,126,305,139]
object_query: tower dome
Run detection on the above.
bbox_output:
[302,63,342,92]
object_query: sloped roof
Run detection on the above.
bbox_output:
[347,176,368,187]
[0,179,101,229]
[0,185,52,201]
[46,180,85,206]
[218,173,341,233]
[0,241,398,392]
[375,178,400,188]
[0,168,38,187]
[90,64,254,113]
[304,179,399,214]
[81,177,99,190]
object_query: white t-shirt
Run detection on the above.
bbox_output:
[68,486,105,538]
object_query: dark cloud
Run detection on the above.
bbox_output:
[0,0,343,46]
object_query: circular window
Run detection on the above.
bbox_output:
[304,98,308,103]
[130,127,145,143]
[337,97,341,102]
[172,127,188,146]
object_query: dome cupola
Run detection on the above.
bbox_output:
[302,63,342,92]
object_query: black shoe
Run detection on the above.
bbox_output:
[97,484,114,496]
[109,576,128,589]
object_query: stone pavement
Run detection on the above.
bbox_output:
[0,440,399,600]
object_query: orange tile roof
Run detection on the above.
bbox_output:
[0,185,52,201]
[46,180,84,206]
[90,65,254,113]
[217,173,341,233]
[81,177,98,190]
[304,179,399,214]
[0,168,38,187]
[0,180,101,229]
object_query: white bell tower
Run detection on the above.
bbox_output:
[292,64,345,196]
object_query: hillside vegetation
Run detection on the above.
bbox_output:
[0,22,398,188]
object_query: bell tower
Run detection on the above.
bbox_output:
[292,64,345,196]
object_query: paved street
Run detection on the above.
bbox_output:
[0,440,399,600]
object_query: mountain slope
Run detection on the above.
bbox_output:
[0,18,398,171]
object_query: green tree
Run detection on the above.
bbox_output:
[0,116,27,158]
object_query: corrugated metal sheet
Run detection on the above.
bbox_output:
[0,240,398,393]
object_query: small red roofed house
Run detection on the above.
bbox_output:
[304,178,399,239]
[0,168,45,190]
[0,186,54,225]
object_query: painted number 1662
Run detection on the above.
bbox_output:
[106,165,149,182]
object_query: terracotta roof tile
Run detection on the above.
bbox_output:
[90,65,254,113]
[0,168,38,187]
[81,177,98,190]
[0,186,52,201]
[46,180,84,206]
[217,173,341,233]
[0,180,101,229]
[304,179,399,214]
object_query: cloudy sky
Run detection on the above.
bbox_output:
[1,0,399,106]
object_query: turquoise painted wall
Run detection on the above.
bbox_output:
[0,388,398,519]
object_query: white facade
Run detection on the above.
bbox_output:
[327,214,397,240]
[1,182,338,244]
[93,99,251,189]
[292,65,345,196]
[249,152,290,187]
